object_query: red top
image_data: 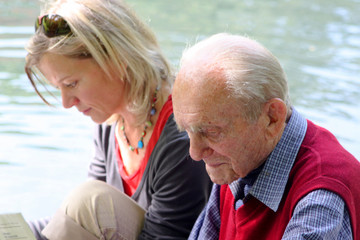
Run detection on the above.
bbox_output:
[219,120,360,240]
[115,95,173,196]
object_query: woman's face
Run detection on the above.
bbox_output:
[38,53,127,123]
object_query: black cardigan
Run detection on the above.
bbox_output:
[89,113,212,239]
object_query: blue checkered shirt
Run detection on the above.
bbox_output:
[188,108,352,240]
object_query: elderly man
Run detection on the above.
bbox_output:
[172,33,360,239]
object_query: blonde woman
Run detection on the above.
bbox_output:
[25,0,211,239]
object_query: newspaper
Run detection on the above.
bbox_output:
[0,213,35,240]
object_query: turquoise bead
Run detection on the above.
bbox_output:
[138,140,144,149]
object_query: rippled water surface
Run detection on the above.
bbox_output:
[0,0,359,221]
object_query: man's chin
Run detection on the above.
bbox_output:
[207,169,240,185]
[206,164,239,185]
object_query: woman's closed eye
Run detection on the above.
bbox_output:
[64,81,78,88]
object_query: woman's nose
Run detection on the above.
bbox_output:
[61,89,79,109]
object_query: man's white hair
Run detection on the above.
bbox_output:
[180,33,291,122]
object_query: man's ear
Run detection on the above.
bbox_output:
[263,98,287,139]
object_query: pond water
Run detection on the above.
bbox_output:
[0,0,359,222]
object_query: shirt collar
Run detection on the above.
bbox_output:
[229,162,265,202]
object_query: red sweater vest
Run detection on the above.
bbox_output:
[219,120,360,240]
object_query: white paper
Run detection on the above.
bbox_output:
[0,213,36,240]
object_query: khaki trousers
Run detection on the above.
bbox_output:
[42,180,145,240]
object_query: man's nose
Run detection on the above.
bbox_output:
[188,133,213,161]
[61,89,79,109]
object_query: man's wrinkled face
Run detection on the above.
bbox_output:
[173,69,269,185]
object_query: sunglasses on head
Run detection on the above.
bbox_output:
[35,14,72,38]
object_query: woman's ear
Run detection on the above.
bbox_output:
[263,98,287,139]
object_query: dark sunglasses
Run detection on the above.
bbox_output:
[35,14,71,38]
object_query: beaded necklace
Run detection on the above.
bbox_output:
[120,88,158,155]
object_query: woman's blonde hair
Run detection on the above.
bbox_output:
[25,0,173,125]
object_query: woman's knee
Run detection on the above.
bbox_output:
[61,180,117,217]
[58,180,145,239]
